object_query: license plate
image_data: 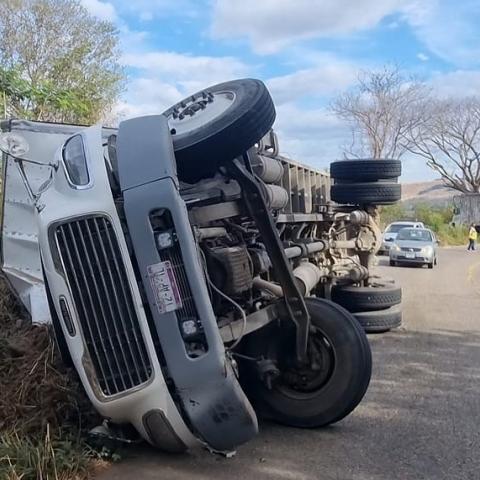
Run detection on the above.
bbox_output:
[405,252,415,259]
[147,260,182,314]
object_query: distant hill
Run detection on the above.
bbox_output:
[401,179,455,208]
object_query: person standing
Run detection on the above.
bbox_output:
[468,224,477,251]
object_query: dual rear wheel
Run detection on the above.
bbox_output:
[330,160,402,205]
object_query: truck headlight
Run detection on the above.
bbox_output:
[421,246,433,254]
[62,135,90,187]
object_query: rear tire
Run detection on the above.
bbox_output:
[331,182,401,205]
[354,306,402,333]
[332,284,401,312]
[241,298,372,428]
[330,159,401,182]
[163,79,276,183]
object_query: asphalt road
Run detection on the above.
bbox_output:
[98,247,480,480]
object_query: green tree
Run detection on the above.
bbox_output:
[379,204,408,229]
[0,0,124,123]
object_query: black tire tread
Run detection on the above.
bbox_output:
[331,182,401,205]
[354,306,402,333]
[164,79,276,182]
[330,159,401,181]
[332,284,402,312]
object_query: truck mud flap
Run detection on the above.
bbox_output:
[116,115,258,451]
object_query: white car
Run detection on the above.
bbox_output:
[380,221,425,254]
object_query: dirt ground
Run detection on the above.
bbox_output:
[98,247,480,480]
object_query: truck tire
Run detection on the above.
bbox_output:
[330,159,401,182]
[332,284,402,312]
[331,182,401,205]
[353,305,402,333]
[163,79,276,183]
[241,298,372,428]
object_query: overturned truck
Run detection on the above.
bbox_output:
[0,79,402,453]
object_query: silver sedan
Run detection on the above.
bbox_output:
[389,228,438,269]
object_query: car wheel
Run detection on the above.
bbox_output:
[330,182,401,205]
[163,79,276,183]
[332,284,402,312]
[330,159,401,182]
[389,259,396,266]
[428,262,434,269]
[241,298,372,428]
[353,305,402,334]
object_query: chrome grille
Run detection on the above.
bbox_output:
[400,247,422,252]
[55,216,152,396]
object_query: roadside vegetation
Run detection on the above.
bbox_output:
[0,280,108,479]
[380,203,468,246]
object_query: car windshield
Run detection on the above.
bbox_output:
[386,224,414,233]
[397,228,432,241]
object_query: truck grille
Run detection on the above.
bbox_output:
[55,215,152,396]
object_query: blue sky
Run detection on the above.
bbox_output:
[81,0,480,182]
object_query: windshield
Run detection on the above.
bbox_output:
[397,228,432,241]
[386,224,414,233]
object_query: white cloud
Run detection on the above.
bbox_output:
[273,103,350,169]
[417,53,429,62]
[114,78,184,119]
[110,0,200,21]
[430,70,480,98]
[122,51,250,94]
[116,51,251,120]
[81,0,117,22]
[211,0,410,54]
[403,0,480,66]
[267,58,359,105]
[210,0,480,67]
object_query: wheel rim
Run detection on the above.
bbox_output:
[167,90,236,135]
[274,326,336,400]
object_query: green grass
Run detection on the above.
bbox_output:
[436,224,469,246]
[0,428,97,480]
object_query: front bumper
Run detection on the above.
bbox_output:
[116,115,258,452]
[390,250,434,264]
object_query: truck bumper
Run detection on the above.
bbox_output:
[117,115,258,452]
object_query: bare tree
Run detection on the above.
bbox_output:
[331,66,430,159]
[407,97,480,193]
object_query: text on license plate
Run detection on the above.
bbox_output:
[147,260,182,314]
[405,252,415,259]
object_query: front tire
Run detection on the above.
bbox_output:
[163,79,276,183]
[241,298,372,428]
